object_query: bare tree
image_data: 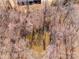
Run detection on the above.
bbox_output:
[26,0,30,17]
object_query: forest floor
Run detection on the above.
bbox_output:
[0,2,79,59]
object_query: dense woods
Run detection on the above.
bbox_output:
[0,0,79,59]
